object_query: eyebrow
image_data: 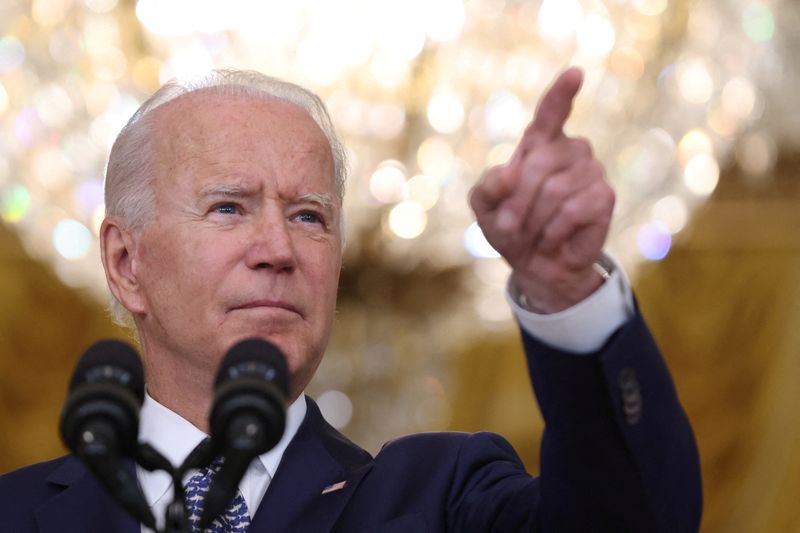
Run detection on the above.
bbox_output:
[297,193,336,212]
[198,185,337,211]
[198,184,256,198]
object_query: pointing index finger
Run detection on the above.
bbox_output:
[524,67,584,146]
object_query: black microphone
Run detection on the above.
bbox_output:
[59,340,155,529]
[200,337,289,528]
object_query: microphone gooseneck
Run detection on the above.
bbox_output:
[59,339,155,529]
[200,337,289,528]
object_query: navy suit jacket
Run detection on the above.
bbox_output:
[0,312,702,532]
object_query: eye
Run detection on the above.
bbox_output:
[294,210,325,225]
[211,202,241,215]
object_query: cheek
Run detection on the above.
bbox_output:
[139,247,188,317]
[301,247,341,319]
[316,249,342,300]
[139,232,234,309]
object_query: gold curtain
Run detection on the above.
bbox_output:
[631,155,800,532]
[0,226,125,467]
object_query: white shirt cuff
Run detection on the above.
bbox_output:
[506,256,635,354]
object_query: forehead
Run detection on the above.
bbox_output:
[153,87,323,131]
[148,89,334,191]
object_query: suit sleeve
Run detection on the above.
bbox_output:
[523,309,702,532]
[444,309,701,532]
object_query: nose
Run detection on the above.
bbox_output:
[243,213,297,273]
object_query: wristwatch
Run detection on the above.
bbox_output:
[512,253,615,310]
[592,253,614,281]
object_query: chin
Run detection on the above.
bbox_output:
[218,322,324,390]
[228,331,308,369]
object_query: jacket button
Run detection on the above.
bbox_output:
[619,367,642,425]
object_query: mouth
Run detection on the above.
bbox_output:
[231,300,303,317]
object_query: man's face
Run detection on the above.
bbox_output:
[130,91,342,400]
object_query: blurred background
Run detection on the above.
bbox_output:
[1,0,799,531]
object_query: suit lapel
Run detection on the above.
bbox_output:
[35,457,140,533]
[32,399,372,533]
[249,397,373,533]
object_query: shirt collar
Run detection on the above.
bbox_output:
[137,390,307,506]
[261,393,307,478]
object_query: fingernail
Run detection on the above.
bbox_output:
[497,209,517,231]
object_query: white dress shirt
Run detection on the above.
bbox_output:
[135,255,633,530]
[508,256,635,353]
[137,393,306,532]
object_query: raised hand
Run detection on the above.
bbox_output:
[469,68,615,314]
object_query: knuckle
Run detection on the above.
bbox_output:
[542,223,563,244]
[541,177,570,199]
[584,158,605,179]
[604,185,616,207]
[573,137,593,158]
[468,185,480,207]
[561,201,583,223]
[594,181,615,206]
[523,151,552,174]
[481,164,504,183]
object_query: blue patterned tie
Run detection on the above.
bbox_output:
[184,457,251,532]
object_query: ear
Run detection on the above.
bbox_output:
[100,217,146,315]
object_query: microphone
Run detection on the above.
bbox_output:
[59,340,155,529]
[201,337,289,528]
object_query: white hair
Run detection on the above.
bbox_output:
[104,69,348,329]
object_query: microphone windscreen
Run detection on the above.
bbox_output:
[214,337,289,396]
[69,340,145,404]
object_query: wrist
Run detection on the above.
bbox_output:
[512,259,611,314]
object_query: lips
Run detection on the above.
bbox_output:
[231,299,303,317]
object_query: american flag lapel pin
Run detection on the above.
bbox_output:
[321,480,348,495]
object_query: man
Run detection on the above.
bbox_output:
[0,67,701,532]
